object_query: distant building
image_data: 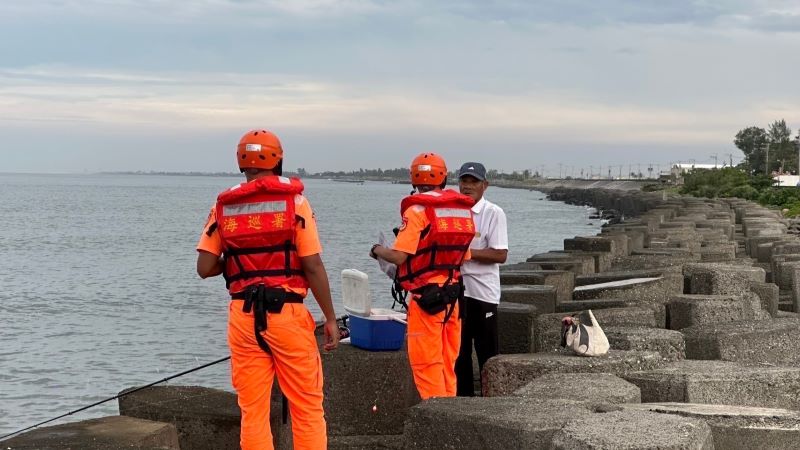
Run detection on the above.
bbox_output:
[671,163,724,175]
[773,174,800,187]
[668,163,725,186]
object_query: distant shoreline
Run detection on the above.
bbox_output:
[97,171,548,188]
[5,172,660,193]
[14,171,658,191]
[99,171,243,177]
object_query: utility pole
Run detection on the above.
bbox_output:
[559,163,563,179]
[765,143,770,175]
[618,165,622,179]
[796,139,800,175]
[628,164,631,179]
[723,153,733,167]
[710,153,718,168]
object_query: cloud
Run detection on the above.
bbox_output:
[4,64,796,149]
[614,46,637,55]
[4,0,799,32]
[742,9,800,32]
[0,0,391,23]
[1,0,799,173]
[554,46,587,54]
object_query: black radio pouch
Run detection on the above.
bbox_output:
[242,284,293,314]
[414,283,462,316]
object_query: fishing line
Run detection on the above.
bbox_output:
[0,356,231,441]
[1,317,347,441]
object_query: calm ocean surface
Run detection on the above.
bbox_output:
[0,173,600,435]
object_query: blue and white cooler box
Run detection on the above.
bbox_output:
[348,308,407,351]
[342,269,407,351]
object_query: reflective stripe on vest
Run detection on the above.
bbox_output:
[216,176,309,295]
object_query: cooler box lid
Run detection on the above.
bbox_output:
[367,308,407,321]
[341,268,372,317]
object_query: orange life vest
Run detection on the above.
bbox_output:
[396,189,476,292]
[215,176,309,296]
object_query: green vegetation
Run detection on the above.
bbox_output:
[680,167,800,216]
[641,183,669,192]
[734,119,799,175]
[302,167,538,183]
[682,118,800,216]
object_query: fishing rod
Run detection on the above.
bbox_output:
[1,316,346,441]
[0,355,231,442]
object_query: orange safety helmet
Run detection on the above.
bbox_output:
[410,152,448,186]
[236,129,284,171]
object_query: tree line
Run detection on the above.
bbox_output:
[297,167,536,182]
[681,167,800,216]
[735,119,800,176]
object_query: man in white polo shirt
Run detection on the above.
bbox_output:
[454,162,508,396]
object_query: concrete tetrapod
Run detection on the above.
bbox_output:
[483,350,665,397]
[511,373,641,404]
[681,318,800,365]
[549,410,713,450]
[624,360,800,410]
[1,416,180,450]
[402,397,598,450]
[622,403,800,450]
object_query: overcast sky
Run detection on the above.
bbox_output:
[1,0,798,175]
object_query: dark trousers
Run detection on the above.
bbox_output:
[455,296,498,396]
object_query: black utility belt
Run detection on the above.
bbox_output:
[230,291,303,302]
[231,285,305,356]
[412,283,462,316]
[411,283,461,295]
[231,285,304,315]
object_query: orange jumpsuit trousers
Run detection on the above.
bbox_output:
[228,301,326,450]
[406,298,462,399]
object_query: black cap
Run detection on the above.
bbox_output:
[458,162,487,181]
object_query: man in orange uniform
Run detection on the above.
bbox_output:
[197,129,339,450]
[369,152,475,399]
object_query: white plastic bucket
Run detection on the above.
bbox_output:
[342,269,371,317]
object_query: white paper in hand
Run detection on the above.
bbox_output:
[377,231,397,279]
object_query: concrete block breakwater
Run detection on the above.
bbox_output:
[9,188,800,449]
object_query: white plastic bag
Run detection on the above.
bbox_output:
[376,231,397,279]
[560,310,610,357]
